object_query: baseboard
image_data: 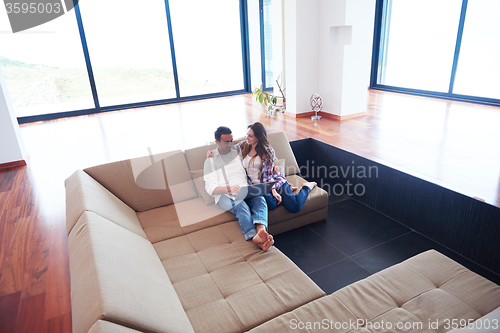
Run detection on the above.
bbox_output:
[0,159,27,170]
[292,111,368,120]
[292,111,317,118]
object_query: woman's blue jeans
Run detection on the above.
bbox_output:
[265,184,311,213]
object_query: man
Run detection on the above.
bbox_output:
[204,126,274,251]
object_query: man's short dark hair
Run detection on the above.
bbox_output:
[214,126,232,142]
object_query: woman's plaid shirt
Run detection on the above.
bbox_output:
[234,141,288,191]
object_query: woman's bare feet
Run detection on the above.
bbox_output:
[302,181,317,190]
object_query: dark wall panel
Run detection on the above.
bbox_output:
[290,138,500,275]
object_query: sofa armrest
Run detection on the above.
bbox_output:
[69,212,194,333]
[88,320,144,333]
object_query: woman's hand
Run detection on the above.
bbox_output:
[290,184,298,191]
[271,188,282,205]
[206,150,214,158]
[273,164,279,174]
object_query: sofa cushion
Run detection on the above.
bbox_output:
[153,221,325,333]
[137,197,236,243]
[68,211,194,333]
[84,150,197,212]
[65,170,146,238]
[447,306,500,333]
[248,250,500,333]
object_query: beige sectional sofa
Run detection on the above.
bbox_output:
[65,131,500,333]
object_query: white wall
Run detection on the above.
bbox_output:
[318,0,347,116]
[0,66,27,165]
[283,0,298,113]
[295,0,320,114]
[282,0,321,115]
[341,0,376,116]
[280,0,376,117]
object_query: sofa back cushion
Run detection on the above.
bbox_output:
[84,150,197,212]
[69,211,194,333]
[65,170,147,238]
[185,143,217,171]
[267,131,300,176]
[184,131,299,176]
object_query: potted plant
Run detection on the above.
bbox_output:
[252,73,286,113]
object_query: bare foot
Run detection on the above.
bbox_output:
[261,234,274,251]
[302,182,317,190]
[252,229,274,251]
[290,185,298,191]
[252,228,268,246]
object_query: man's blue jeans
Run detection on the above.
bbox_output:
[218,195,268,240]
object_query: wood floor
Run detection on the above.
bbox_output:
[0,90,499,332]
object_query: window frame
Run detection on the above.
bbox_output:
[259,0,273,92]
[369,0,500,107]
[16,0,252,124]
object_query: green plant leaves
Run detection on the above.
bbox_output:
[252,83,283,112]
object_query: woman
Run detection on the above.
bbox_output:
[217,122,316,213]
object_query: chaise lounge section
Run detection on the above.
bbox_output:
[65,132,500,332]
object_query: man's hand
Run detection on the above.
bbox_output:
[229,185,241,194]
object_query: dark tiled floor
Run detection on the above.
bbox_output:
[274,197,500,294]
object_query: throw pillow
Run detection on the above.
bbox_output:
[190,169,215,206]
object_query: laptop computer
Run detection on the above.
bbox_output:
[234,182,275,202]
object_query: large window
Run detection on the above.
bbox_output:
[0,0,250,122]
[0,7,94,117]
[78,0,177,107]
[371,0,500,106]
[169,0,245,97]
[453,0,500,99]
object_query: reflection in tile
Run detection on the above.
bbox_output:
[309,199,411,256]
[308,258,371,294]
[274,226,346,274]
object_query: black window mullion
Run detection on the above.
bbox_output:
[259,0,266,89]
[164,0,181,99]
[378,0,392,85]
[370,0,385,87]
[74,2,100,111]
[448,0,468,94]
[239,0,251,92]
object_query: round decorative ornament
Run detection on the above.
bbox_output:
[310,93,322,120]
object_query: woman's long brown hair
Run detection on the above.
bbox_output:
[241,122,273,162]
